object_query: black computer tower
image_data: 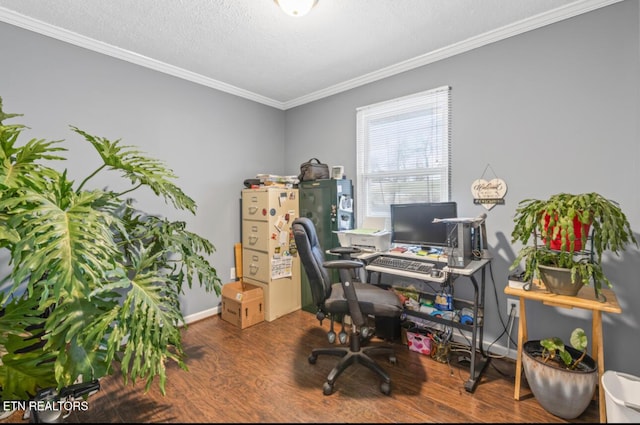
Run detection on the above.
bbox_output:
[298,179,354,312]
[446,221,472,268]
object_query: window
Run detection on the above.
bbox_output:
[355,85,451,228]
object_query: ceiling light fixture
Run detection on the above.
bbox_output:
[275,0,318,17]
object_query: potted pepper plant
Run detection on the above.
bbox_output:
[510,192,637,298]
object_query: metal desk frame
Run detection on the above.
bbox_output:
[359,251,492,393]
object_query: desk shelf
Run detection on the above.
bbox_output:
[365,257,491,393]
[403,298,481,333]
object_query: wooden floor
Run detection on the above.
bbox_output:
[3,309,599,423]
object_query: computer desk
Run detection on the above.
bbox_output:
[356,249,492,392]
[504,281,621,423]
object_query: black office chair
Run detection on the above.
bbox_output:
[292,217,404,396]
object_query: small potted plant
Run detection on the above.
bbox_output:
[522,328,597,419]
[510,192,637,298]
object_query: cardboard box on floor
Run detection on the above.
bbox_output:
[221,280,264,329]
[220,243,264,329]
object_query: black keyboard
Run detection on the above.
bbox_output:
[369,256,434,274]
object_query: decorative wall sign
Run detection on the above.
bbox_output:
[472,164,507,210]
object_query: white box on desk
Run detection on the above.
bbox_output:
[336,229,391,252]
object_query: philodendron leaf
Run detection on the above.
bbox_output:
[559,349,573,367]
[0,96,23,123]
[0,333,57,400]
[0,291,46,342]
[540,337,564,351]
[0,223,20,245]
[46,293,117,387]
[570,327,588,352]
[70,127,197,214]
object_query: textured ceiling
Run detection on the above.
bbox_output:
[0,0,622,109]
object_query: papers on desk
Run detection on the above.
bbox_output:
[344,228,385,235]
[433,213,487,225]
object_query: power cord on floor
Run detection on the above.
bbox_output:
[486,261,519,349]
[441,303,518,385]
[505,303,517,355]
[484,303,517,359]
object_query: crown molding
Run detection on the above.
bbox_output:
[0,6,285,109]
[1,0,622,111]
[282,0,623,109]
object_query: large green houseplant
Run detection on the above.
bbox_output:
[510,192,637,298]
[0,97,222,402]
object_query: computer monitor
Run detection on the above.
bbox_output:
[390,202,458,248]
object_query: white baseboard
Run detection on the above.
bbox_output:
[449,331,517,361]
[184,306,221,325]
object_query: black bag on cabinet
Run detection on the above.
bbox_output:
[298,158,330,181]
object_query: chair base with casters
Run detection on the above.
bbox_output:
[309,310,397,395]
[313,308,348,345]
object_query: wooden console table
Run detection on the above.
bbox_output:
[504,281,621,423]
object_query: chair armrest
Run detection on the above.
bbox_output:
[329,246,362,257]
[322,259,363,270]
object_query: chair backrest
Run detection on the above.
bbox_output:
[292,218,333,307]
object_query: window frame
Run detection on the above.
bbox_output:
[355,85,452,229]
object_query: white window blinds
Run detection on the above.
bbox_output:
[356,85,451,228]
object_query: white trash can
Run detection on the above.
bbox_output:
[602,370,640,423]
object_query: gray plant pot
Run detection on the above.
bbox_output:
[522,340,597,419]
[538,264,584,296]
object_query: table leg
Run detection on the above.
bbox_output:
[592,311,605,423]
[514,297,527,400]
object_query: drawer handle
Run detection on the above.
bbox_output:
[249,264,259,274]
[249,235,258,245]
[248,206,258,214]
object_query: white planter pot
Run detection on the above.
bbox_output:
[522,340,597,419]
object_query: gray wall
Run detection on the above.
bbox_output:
[0,22,285,318]
[285,1,640,376]
[1,0,639,377]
